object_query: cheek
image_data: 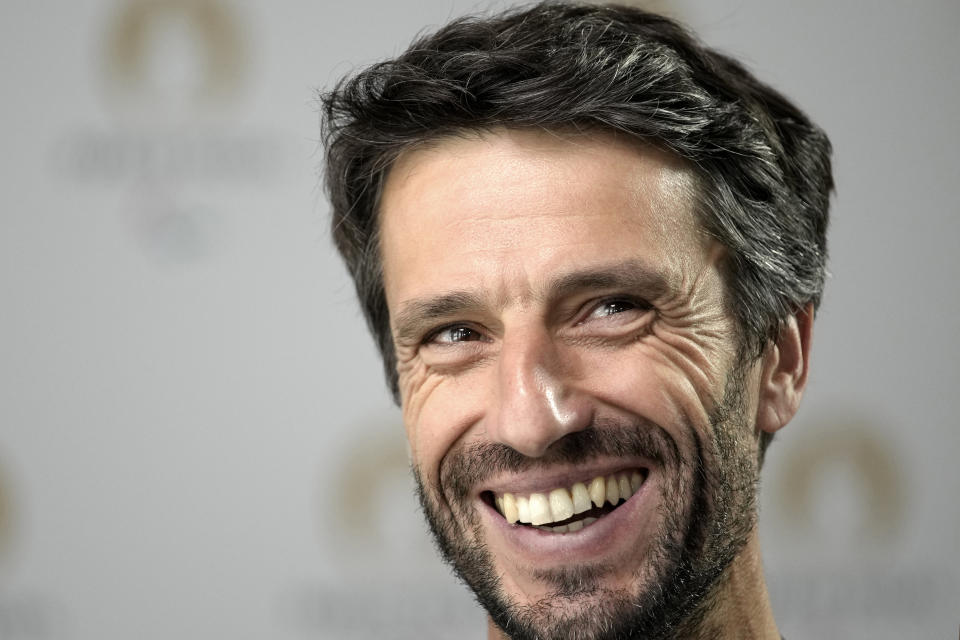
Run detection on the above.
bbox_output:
[581,348,697,430]
[399,359,487,481]
[579,325,735,439]
[649,259,739,396]
[647,327,733,410]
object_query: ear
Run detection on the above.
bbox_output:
[755,303,814,435]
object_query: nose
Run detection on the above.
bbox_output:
[488,326,592,458]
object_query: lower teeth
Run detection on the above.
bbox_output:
[536,516,598,533]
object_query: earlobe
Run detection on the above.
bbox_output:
[755,304,814,434]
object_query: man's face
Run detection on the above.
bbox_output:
[379,129,764,638]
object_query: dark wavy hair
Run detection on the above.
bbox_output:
[320,2,833,427]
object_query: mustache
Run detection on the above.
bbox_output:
[440,417,681,503]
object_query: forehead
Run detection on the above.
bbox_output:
[378,128,707,307]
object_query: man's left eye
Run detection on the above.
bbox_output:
[590,299,638,318]
[583,298,650,322]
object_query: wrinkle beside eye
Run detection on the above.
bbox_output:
[563,297,656,346]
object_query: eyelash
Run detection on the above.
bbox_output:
[580,296,651,323]
[421,296,650,346]
[423,324,485,346]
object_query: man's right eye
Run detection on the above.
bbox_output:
[426,325,483,345]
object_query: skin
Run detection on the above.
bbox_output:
[379,128,811,639]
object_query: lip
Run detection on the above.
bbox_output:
[479,462,660,563]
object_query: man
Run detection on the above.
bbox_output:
[321,3,832,638]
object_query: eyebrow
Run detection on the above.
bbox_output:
[548,260,671,304]
[393,291,487,346]
[391,259,673,345]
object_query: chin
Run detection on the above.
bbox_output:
[414,382,760,639]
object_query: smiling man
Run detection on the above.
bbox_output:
[320,3,832,639]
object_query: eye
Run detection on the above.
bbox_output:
[588,299,639,319]
[582,297,649,323]
[426,324,484,345]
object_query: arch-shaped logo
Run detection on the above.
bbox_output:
[324,413,448,574]
[102,0,246,104]
[330,421,410,543]
[775,417,906,545]
[337,430,409,538]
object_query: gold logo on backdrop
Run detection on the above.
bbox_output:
[332,422,409,540]
[102,0,246,103]
[52,0,287,263]
[778,418,905,542]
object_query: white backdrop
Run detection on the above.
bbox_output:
[1,1,957,638]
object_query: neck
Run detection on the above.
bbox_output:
[486,530,779,640]
[676,531,780,639]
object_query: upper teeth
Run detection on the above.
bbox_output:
[493,471,645,527]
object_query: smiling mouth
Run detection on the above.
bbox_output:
[484,470,648,533]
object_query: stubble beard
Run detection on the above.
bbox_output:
[413,373,760,640]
